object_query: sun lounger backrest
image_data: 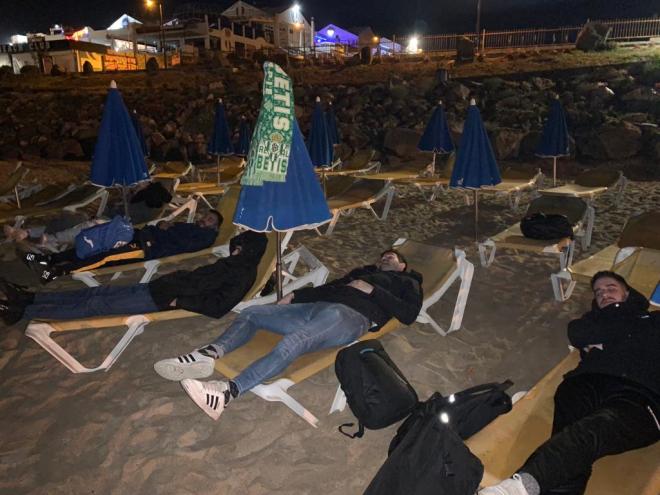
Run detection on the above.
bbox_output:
[325,176,355,198]
[0,165,27,196]
[242,232,279,301]
[162,161,190,174]
[395,240,456,296]
[501,167,538,181]
[344,149,376,171]
[574,169,621,187]
[49,184,102,207]
[617,211,660,250]
[330,178,387,202]
[526,196,587,225]
[215,185,241,244]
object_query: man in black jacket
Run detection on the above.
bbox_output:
[154,250,423,421]
[480,271,660,495]
[0,231,267,324]
[25,211,222,283]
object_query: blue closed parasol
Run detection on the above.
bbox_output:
[418,101,455,175]
[90,80,150,218]
[235,63,331,298]
[306,96,333,168]
[536,96,570,186]
[208,98,234,184]
[450,99,501,242]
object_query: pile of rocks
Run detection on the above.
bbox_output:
[0,61,658,173]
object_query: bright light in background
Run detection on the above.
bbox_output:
[327,28,335,38]
[372,36,379,43]
[292,3,300,14]
[145,0,155,8]
[407,36,419,53]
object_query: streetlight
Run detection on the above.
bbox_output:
[145,0,166,68]
[475,0,482,52]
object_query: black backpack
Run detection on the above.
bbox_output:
[389,381,513,455]
[335,340,418,438]
[520,212,574,240]
[363,412,484,495]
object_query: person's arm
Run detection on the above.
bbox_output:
[369,278,423,325]
[567,306,628,349]
[144,224,215,259]
[175,279,248,319]
[292,268,365,302]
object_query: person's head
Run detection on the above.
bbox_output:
[229,231,268,260]
[377,249,407,272]
[591,271,630,309]
[196,210,223,230]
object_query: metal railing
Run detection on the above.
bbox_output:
[387,16,660,55]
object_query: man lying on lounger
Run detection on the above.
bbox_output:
[480,271,659,495]
[153,250,423,421]
[22,210,222,283]
[0,231,267,325]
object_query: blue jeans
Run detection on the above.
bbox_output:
[24,284,161,320]
[213,302,371,394]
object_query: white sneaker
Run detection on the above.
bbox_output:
[479,474,530,495]
[181,379,229,421]
[153,348,216,381]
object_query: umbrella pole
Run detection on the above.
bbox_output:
[122,186,130,220]
[276,231,283,300]
[474,189,479,243]
[216,155,221,186]
[553,156,557,187]
[431,152,436,176]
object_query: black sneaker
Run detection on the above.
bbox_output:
[0,300,23,326]
[39,268,60,285]
[0,278,34,305]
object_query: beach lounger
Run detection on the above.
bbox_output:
[323,178,395,236]
[213,239,474,426]
[466,351,660,494]
[151,161,194,180]
[25,233,329,374]
[481,168,544,210]
[539,169,627,207]
[70,186,242,287]
[0,184,109,226]
[479,196,594,273]
[0,162,33,208]
[317,149,380,177]
[193,155,245,183]
[551,211,660,301]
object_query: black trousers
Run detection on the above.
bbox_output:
[520,373,660,495]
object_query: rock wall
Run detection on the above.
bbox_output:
[0,62,658,170]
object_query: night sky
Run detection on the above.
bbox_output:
[0,0,656,43]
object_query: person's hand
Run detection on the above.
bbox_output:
[277,293,294,305]
[347,279,374,294]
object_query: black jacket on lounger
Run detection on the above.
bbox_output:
[291,266,423,329]
[147,231,267,318]
[566,288,660,408]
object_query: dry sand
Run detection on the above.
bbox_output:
[0,166,658,495]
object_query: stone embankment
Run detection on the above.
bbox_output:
[0,61,658,176]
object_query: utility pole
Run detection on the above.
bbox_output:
[475,0,482,42]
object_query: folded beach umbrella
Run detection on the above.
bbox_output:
[130,109,148,158]
[450,99,501,242]
[235,62,331,298]
[235,116,252,156]
[208,98,235,183]
[325,101,340,146]
[418,101,455,176]
[307,96,333,168]
[90,80,150,218]
[536,96,570,186]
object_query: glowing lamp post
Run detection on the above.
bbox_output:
[145,0,166,68]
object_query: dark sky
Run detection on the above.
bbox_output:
[0,0,656,43]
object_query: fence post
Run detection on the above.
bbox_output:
[481,28,486,54]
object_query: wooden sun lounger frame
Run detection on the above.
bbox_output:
[323,180,395,236]
[466,351,660,494]
[25,242,329,374]
[479,204,594,272]
[538,171,627,207]
[213,239,475,427]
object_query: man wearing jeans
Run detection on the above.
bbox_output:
[480,271,659,495]
[0,231,267,325]
[154,250,423,421]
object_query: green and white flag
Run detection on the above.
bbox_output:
[241,62,295,186]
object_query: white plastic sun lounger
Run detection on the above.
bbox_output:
[479,196,594,273]
[25,236,329,374]
[323,178,395,236]
[551,211,660,302]
[213,239,475,427]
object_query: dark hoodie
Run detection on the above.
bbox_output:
[291,265,423,329]
[147,231,268,318]
[565,287,660,404]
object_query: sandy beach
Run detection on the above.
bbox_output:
[0,162,658,494]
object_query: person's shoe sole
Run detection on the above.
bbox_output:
[153,359,214,381]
